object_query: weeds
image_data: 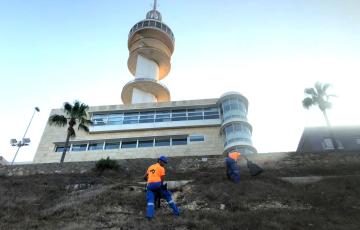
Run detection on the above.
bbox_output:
[95,157,119,172]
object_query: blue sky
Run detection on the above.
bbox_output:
[1,0,359,162]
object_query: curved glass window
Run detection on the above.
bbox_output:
[224,123,251,137]
[226,146,256,155]
[224,138,252,147]
[221,98,247,121]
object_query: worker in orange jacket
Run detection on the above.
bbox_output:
[144,156,180,219]
[225,151,241,183]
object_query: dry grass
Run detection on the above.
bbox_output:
[1,158,360,229]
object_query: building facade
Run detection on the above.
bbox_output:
[297,126,360,153]
[33,3,257,163]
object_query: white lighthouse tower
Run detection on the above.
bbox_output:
[121,0,175,104]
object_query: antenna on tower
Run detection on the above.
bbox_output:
[147,0,161,21]
[153,0,158,11]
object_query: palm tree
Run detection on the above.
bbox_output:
[49,101,92,165]
[302,82,337,149]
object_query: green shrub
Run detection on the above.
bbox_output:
[95,157,119,171]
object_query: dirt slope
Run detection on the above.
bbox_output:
[1,155,360,230]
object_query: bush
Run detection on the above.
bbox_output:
[95,157,119,171]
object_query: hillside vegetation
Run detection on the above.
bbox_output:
[1,152,360,229]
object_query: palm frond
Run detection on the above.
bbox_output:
[48,115,67,126]
[322,83,331,94]
[80,117,93,126]
[302,97,315,109]
[78,123,90,132]
[63,102,72,114]
[304,88,317,96]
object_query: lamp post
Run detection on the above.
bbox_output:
[10,107,40,165]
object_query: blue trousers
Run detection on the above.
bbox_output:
[146,182,180,218]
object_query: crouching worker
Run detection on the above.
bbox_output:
[225,151,241,183]
[144,156,180,219]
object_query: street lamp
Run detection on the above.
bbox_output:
[10,107,40,165]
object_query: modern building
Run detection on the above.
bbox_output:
[297,126,360,152]
[33,2,257,163]
[0,156,9,165]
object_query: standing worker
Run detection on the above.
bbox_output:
[144,156,180,219]
[225,151,241,183]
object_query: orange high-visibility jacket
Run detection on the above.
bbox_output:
[146,163,165,183]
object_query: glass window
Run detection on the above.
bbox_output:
[149,21,155,26]
[204,114,219,119]
[108,113,123,125]
[105,142,120,150]
[88,142,103,151]
[123,112,139,124]
[156,22,161,28]
[155,138,170,147]
[138,139,154,148]
[139,111,155,123]
[225,125,234,135]
[188,116,203,120]
[322,138,334,150]
[356,138,360,145]
[204,107,219,119]
[172,109,187,121]
[172,109,186,116]
[187,108,203,120]
[222,102,231,112]
[172,138,187,145]
[234,124,242,131]
[143,21,149,27]
[72,144,87,152]
[92,114,107,125]
[155,110,171,122]
[163,24,168,32]
[55,146,70,152]
[121,140,137,149]
[189,135,204,142]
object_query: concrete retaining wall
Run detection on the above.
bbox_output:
[1,151,359,177]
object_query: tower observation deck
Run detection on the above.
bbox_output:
[121,0,175,104]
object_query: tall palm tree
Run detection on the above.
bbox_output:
[302,82,337,149]
[48,101,92,165]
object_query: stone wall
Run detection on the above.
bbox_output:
[1,151,359,177]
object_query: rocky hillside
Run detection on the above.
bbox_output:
[1,152,360,230]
